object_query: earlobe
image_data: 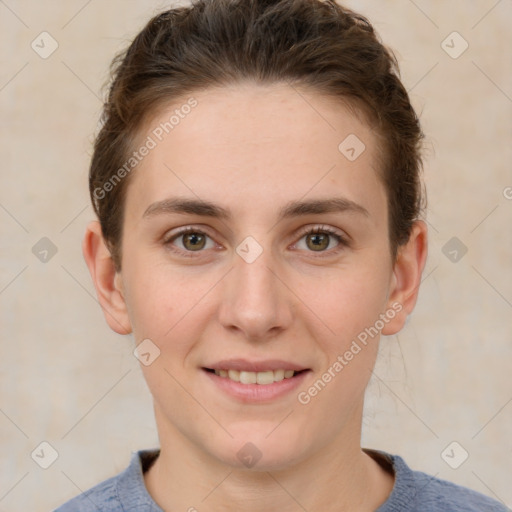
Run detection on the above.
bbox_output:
[82,221,132,335]
[382,220,428,336]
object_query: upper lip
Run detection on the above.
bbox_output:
[203,359,310,372]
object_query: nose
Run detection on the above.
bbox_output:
[218,243,293,342]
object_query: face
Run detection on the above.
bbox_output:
[107,83,411,470]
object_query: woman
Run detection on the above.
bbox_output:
[55,0,508,510]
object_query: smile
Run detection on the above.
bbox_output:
[202,364,311,402]
[210,368,301,385]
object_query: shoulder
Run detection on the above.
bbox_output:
[54,473,121,511]
[54,450,162,512]
[409,469,508,511]
[366,449,510,512]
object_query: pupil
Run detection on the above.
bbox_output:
[185,233,204,250]
[309,233,328,251]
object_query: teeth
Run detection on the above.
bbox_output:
[213,368,298,384]
[240,371,257,384]
[273,369,285,382]
[256,371,274,385]
[228,369,240,382]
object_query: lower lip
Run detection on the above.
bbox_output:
[202,369,310,403]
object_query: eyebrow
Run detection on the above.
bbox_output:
[142,196,369,221]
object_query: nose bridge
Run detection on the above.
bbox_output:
[218,236,292,339]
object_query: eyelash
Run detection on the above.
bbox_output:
[163,225,349,259]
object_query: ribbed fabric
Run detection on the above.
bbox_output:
[54,448,509,511]
[368,449,508,512]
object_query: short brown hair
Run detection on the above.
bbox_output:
[90,0,425,269]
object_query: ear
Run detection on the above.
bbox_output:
[382,220,428,335]
[82,220,132,335]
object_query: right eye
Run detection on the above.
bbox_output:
[164,227,217,256]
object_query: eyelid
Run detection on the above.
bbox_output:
[162,225,220,256]
[290,224,350,252]
[293,224,348,242]
[163,224,215,243]
[163,223,349,257]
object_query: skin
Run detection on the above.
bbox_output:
[83,82,428,511]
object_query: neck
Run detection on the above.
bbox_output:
[144,406,395,512]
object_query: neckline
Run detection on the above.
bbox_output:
[125,448,412,512]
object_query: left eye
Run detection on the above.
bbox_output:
[295,228,344,252]
[164,226,346,256]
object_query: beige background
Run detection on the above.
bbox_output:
[0,1,511,511]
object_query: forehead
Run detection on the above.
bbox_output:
[145,82,376,158]
[126,82,386,223]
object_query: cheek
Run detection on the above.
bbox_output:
[296,263,391,344]
[122,259,217,354]
[294,271,390,425]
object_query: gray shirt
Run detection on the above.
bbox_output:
[54,448,509,511]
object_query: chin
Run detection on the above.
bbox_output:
[208,427,309,472]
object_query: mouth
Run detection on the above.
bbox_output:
[201,361,311,402]
[203,367,308,385]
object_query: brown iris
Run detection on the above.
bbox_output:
[306,232,330,251]
[182,232,206,251]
